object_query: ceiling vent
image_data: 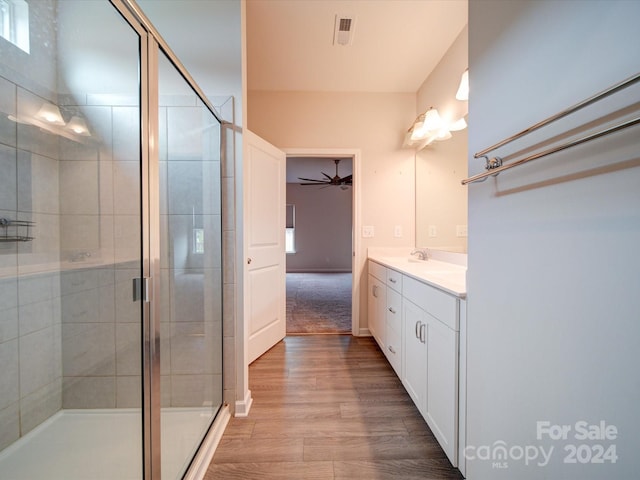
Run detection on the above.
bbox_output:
[333,15,356,46]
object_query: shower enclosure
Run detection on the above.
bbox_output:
[0,1,227,478]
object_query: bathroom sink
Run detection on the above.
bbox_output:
[407,257,426,263]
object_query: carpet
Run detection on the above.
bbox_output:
[286,272,352,334]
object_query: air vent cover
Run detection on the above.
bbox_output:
[333,15,356,46]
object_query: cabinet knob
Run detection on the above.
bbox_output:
[388,345,396,354]
[388,307,396,314]
[247,257,252,264]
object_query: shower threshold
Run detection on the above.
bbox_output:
[0,407,215,480]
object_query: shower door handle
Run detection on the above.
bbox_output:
[133,277,152,303]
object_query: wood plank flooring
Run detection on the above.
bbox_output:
[206,335,464,480]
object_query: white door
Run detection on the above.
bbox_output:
[244,130,286,364]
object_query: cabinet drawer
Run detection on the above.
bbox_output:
[403,275,458,330]
[385,323,402,376]
[386,268,402,292]
[369,260,386,281]
[386,288,402,333]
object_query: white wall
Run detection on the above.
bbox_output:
[248,91,416,328]
[415,25,468,251]
[286,183,352,273]
[467,1,640,478]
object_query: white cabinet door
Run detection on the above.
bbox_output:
[401,298,426,413]
[425,314,458,465]
[368,274,386,349]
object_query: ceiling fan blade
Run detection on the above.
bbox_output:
[300,182,329,185]
[340,174,353,183]
[298,177,327,183]
[321,172,333,181]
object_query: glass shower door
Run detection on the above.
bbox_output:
[156,51,223,479]
[0,0,145,479]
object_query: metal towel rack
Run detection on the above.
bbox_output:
[0,218,35,242]
[462,72,640,185]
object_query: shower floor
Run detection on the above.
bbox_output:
[0,408,215,480]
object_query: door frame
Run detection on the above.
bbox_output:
[235,146,362,418]
[283,148,362,336]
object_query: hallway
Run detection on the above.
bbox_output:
[206,335,463,479]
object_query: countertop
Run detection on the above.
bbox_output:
[368,248,467,298]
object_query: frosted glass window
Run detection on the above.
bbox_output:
[193,227,204,254]
[285,228,295,253]
[0,0,29,53]
[285,204,295,253]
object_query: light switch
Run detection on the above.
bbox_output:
[362,225,375,238]
[428,225,437,237]
[394,225,402,238]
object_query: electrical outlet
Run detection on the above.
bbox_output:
[428,225,437,237]
[456,225,468,237]
[362,225,375,238]
[394,225,402,238]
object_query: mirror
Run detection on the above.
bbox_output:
[415,128,468,253]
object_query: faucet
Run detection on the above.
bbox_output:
[410,248,428,261]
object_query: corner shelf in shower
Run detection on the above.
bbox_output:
[0,218,35,242]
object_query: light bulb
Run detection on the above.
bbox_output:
[410,113,428,140]
[435,129,452,141]
[66,116,91,136]
[35,103,65,125]
[423,108,443,132]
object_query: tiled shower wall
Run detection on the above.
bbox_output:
[0,73,145,449]
[0,73,63,451]
[56,92,142,410]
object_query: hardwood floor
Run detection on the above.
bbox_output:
[206,335,463,480]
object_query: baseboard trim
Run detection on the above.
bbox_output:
[358,327,371,337]
[234,389,253,417]
[184,403,231,480]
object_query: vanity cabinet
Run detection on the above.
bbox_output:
[384,267,402,375]
[368,261,402,375]
[368,259,461,468]
[403,274,459,466]
[367,269,386,350]
[385,287,402,375]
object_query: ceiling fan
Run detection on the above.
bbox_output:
[298,159,353,188]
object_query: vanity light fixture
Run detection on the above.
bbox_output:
[35,102,65,125]
[448,117,467,131]
[456,68,469,101]
[410,107,444,141]
[65,116,91,136]
[409,113,426,141]
[434,129,452,141]
[405,68,468,149]
[423,107,443,131]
